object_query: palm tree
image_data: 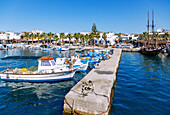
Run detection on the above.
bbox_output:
[30,33,35,44]
[89,33,94,46]
[80,34,85,45]
[164,32,169,40]
[143,32,148,46]
[47,32,53,44]
[154,32,160,48]
[102,33,107,45]
[60,33,65,46]
[36,33,40,44]
[53,35,59,45]
[40,32,46,44]
[95,32,100,45]
[74,33,80,46]
[85,34,89,45]
[24,32,30,44]
[66,33,72,47]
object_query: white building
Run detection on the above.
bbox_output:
[0,32,20,42]
[32,30,43,34]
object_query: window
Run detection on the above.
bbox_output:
[51,61,56,66]
[41,61,51,66]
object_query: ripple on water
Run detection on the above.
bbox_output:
[111,53,170,115]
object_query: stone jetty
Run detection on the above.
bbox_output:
[63,49,122,114]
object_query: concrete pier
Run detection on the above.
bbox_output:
[63,49,122,114]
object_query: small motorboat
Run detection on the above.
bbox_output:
[0,57,78,82]
[40,45,54,51]
[70,54,89,72]
[61,46,69,51]
[29,45,41,50]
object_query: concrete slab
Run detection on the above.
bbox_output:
[63,49,122,114]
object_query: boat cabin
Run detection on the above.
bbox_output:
[38,57,56,71]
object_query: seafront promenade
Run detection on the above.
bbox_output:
[63,49,122,114]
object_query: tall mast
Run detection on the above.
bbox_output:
[147,11,150,47]
[152,10,157,47]
[152,10,154,33]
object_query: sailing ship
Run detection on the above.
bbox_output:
[139,10,162,56]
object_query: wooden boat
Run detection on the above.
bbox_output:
[0,57,78,82]
[139,47,162,56]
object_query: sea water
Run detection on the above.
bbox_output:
[0,49,169,114]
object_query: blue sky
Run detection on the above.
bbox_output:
[0,0,169,34]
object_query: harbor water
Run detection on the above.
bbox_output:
[0,49,169,114]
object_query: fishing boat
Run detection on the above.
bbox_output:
[0,57,78,82]
[70,54,89,72]
[75,48,85,55]
[61,46,69,51]
[29,45,41,50]
[55,55,89,72]
[0,44,7,50]
[40,45,54,51]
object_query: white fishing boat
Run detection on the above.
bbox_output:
[0,44,7,50]
[29,45,41,50]
[61,46,69,51]
[40,45,54,51]
[0,57,78,82]
[70,54,89,72]
[56,55,89,72]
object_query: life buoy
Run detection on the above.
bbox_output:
[41,56,53,60]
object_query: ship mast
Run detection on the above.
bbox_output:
[147,11,150,47]
[152,10,157,48]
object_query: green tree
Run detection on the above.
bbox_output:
[47,32,53,44]
[92,23,98,34]
[60,33,65,46]
[40,32,46,44]
[74,33,80,46]
[24,32,30,44]
[80,34,85,45]
[53,35,59,45]
[115,33,121,41]
[139,34,144,40]
[30,33,35,44]
[153,32,160,47]
[102,33,107,45]
[95,32,100,39]
[36,33,41,44]
[143,32,148,46]
[164,32,169,40]
[85,34,89,45]
[66,33,72,47]
[89,33,94,46]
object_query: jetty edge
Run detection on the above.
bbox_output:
[63,49,122,114]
